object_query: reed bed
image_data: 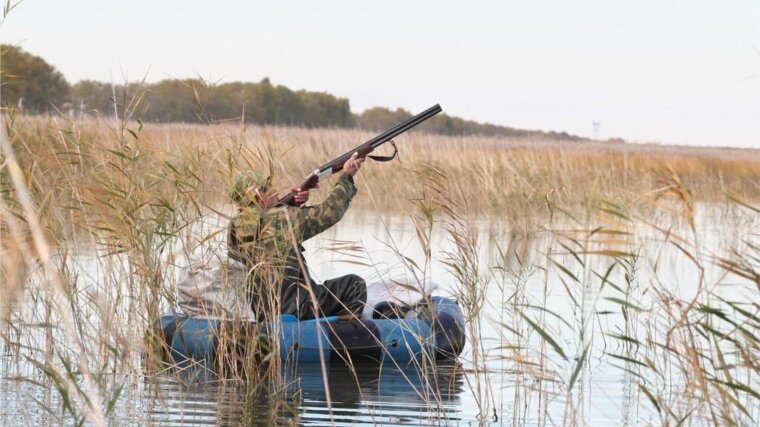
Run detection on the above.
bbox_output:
[5,114,760,222]
[1,113,758,425]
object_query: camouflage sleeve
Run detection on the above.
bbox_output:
[294,173,357,241]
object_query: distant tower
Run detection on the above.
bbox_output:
[592,120,600,140]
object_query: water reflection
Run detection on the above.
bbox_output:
[140,362,465,426]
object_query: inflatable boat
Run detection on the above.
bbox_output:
[150,296,465,367]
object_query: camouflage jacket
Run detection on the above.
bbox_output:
[228,173,357,316]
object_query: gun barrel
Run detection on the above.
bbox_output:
[368,104,443,148]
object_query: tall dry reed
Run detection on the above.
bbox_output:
[1,112,758,425]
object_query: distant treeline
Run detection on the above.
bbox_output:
[70,78,355,128]
[1,44,585,140]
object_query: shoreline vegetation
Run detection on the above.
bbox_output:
[1,112,759,425]
[5,114,759,227]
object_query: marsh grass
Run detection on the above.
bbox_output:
[1,111,758,425]
[6,114,760,221]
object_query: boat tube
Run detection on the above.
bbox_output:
[149,296,465,367]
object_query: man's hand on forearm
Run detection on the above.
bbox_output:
[342,152,365,176]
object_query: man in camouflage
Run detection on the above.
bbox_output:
[228,153,367,320]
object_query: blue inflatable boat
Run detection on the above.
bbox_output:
[150,296,465,367]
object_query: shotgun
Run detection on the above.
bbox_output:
[278,104,443,206]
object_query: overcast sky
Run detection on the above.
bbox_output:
[2,1,759,148]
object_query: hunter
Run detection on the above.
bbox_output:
[228,152,367,320]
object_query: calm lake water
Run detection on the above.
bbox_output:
[2,203,758,425]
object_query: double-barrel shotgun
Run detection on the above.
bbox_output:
[278,104,443,206]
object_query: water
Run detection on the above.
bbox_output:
[2,204,758,425]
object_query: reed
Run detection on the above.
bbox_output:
[6,114,760,221]
[1,112,758,425]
